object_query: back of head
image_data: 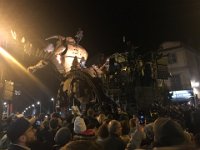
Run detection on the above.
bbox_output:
[129,118,136,128]
[120,120,130,135]
[74,116,86,134]
[153,117,188,147]
[87,108,95,117]
[108,120,121,135]
[42,120,49,129]
[97,113,106,124]
[49,118,59,130]
[60,140,102,150]
[55,127,72,146]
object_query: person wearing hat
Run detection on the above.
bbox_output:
[53,127,72,150]
[7,117,36,150]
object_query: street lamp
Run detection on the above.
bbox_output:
[3,102,8,117]
[51,98,54,112]
[37,101,41,114]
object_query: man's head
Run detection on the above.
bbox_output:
[108,120,122,136]
[87,108,95,117]
[7,117,36,145]
[54,127,72,146]
[49,118,59,130]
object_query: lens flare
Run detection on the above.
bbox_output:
[0,46,50,94]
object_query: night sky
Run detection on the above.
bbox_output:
[1,0,200,53]
[1,0,200,112]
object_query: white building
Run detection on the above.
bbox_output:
[160,41,200,98]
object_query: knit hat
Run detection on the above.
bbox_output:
[7,117,31,142]
[74,116,86,134]
[54,127,72,146]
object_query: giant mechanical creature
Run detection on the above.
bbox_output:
[3,28,168,114]
[8,29,118,113]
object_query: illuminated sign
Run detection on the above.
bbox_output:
[169,90,193,101]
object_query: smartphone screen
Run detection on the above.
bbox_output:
[139,115,145,125]
[36,120,41,126]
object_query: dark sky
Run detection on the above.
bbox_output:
[1,0,200,112]
[1,0,200,53]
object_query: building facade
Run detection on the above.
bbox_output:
[160,41,200,99]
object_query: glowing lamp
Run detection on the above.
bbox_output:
[191,80,199,88]
[64,43,88,72]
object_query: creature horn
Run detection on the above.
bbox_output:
[45,35,65,40]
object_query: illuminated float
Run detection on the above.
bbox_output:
[6,28,167,114]
[8,29,117,113]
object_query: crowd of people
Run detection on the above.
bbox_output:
[0,101,200,150]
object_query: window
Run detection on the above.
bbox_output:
[168,53,177,64]
[170,74,182,89]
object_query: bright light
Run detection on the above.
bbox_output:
[187,101,191,105]
[3,102,7,105]
[191,81,199,88]
[170,90,193,100]
[37,101,40,105]
[0,46,50,95]
[51,98,54,101]
[32,104,35,107]
[25,108,28,110]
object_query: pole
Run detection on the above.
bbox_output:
[40,103,42,114]
[51,100,54,113]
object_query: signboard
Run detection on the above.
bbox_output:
[169,90,193,102]
[3,80,14,101]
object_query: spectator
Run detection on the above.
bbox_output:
[96,123,109,143]
[126,118,146,150]
[129,118,137,135]
[86,108,100,129]
[36,120,52,149]
[7,117,36,150]
[53,127,72,150]
[97,113,106,125]
[120,120,130,144]
[102,120,126,150]
[153,117,190,147]
[74,116,86,134]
